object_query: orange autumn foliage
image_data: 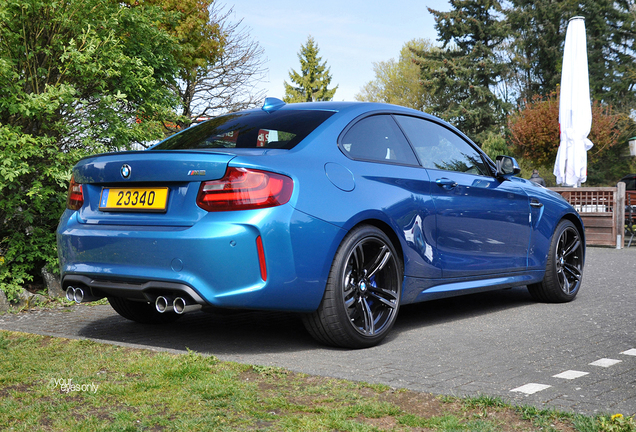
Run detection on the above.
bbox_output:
[508,92,621,167]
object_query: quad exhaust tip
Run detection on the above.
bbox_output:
[67,288,203,313]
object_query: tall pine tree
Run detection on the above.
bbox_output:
[413,0,510,144]
[284,36,337,103]
[506,0,636,111]
[506,0,566,102]
[577,0,636,111]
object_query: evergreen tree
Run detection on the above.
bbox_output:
[284,36,337,103]
[413,0,510,144]
[577,0,636,111]
[505,0,567,102]
[506,0,636,111]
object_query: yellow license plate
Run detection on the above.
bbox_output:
[99,187,169,212]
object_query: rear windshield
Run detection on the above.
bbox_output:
[151,110,335,151]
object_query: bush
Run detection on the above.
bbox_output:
[0,126,85,301]
[0,0,182,301]
[481,132,510,161]
[508,92,629,185]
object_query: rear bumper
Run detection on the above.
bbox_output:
[57,206,343,312]
[61,275,206,304]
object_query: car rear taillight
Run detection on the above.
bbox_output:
[196,167,293,212]
[66,176,84,210]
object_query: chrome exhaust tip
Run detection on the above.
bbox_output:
[73,287,84,304]
[65,286,76,302]
[173,297,202,315]
[155,296,174,313]
[64,285,103,303]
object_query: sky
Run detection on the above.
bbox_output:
[227,0,451,102]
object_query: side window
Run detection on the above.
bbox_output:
[340,115,419,165]
[395,115,490,176]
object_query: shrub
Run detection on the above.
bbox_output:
[508,92,628,185]
[0,127,84,301]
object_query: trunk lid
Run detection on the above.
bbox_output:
[73,150,234,184]
[72,151,236,227]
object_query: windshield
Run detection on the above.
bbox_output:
[152,110,335,151]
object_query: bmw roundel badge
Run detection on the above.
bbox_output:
[121,164,132,179]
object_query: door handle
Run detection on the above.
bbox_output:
[530,199,543,208]
[436,178,458,190]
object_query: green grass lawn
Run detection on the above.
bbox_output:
[0,330,633,431]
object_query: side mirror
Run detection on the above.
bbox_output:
[495,155,521,178]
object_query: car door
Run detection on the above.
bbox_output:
[395,115,531,278]
[338,114,442,280]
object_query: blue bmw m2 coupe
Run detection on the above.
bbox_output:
[57,99,585,348]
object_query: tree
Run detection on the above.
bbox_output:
[505,0,569,102]
[355,39,436,111]
[480,132,510,161]
[146,1,266,123]
[0,0,178,150]
[0,0,181,300]
[576,0,636,111]
[413,0,511,145]
[174,4,266,121]
[508,92,626,185]
[507,94,561,167]
[140,0,225,123]
[284,36,338,103]
[506,0,636,111]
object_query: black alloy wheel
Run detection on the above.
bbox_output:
[554,224,583,295]
[342,235,400,336]
[528,219,584,302]
[302,225,402,348]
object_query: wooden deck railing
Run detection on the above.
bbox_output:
[550,183,626,248]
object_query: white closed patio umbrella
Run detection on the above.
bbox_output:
[553,16,593,187]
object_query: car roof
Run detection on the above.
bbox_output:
[249,100,482,152]
[248,99,459,132]
[245,99,433,118]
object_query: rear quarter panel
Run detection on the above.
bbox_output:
[228,107,442,289]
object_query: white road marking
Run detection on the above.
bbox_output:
[589,358,622,368]
[553,370,589,380]
[509,350,633,398]
[510,383,551,395]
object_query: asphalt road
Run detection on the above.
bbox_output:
[1,246,635,416]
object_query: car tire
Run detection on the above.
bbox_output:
[527,219,584,303]
[108,297,182,324]
[302,225,402,348]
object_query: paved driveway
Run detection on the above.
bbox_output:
[1,246,635,416]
